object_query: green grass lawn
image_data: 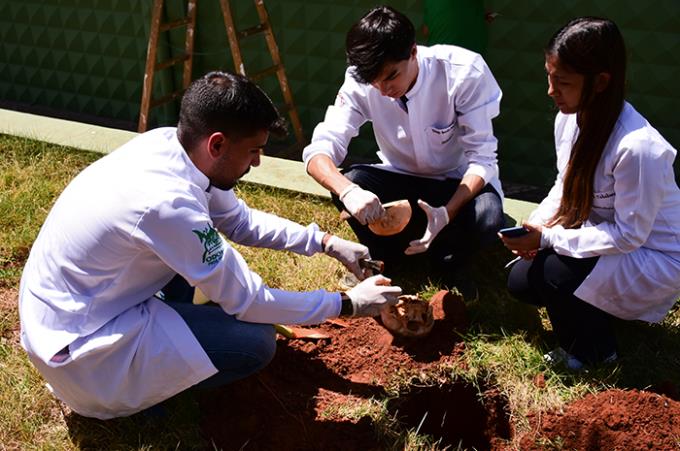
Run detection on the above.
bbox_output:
[1,133,678,449]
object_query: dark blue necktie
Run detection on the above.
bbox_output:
[400,95,409,112]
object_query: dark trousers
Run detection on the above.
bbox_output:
[160,275,276,389]
[507,248,617,364]
[332,165,504,270]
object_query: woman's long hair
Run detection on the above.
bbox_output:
[547,17,626,228]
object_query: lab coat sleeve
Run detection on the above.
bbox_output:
[453,57,502,184]
[131,195,340,325]
[542,139,672,258]
[302,70,368,171]
[208,188,325,256]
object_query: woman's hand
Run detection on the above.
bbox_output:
[512,249,538,260]
[498,223,543,257]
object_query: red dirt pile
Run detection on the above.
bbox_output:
[518,388,680,450]
[197,289,679,450]
[198,290,473,449]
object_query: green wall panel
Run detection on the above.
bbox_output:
[0,0,152,128]
[485,0,680,187]
[180,0,423,155]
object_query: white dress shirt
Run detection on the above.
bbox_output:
[302,44,503,197]
[529,102,680,322]
[19,128,340,418]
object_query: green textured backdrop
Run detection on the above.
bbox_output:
[0,0,678,188]
[486,0,680,187]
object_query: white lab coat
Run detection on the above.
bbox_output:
[530,102,680,322]
[302,44,503,197]
[19,128,341,419]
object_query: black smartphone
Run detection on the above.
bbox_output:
[499,226,530,238]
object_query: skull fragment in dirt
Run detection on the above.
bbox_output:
[380,294,434,337]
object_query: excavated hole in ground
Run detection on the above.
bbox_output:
[387,380,512,449]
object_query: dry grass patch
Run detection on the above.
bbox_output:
[0,288,19,348]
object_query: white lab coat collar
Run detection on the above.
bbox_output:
[405,47,426,99]
[169,130,212,193]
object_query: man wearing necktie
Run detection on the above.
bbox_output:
[303,5,504,300]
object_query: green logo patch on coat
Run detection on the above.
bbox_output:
[192,224,224,266]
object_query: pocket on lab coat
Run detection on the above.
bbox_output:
[427,121,456,148]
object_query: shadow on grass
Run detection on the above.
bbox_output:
[447,241,547,337]
[63,391,208,450]
[612,316,680,400]
[470,243,680,398]
[196,341,385,450]
[62,341,386,450]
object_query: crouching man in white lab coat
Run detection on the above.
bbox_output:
[18,71,402,420]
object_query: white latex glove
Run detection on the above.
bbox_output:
[404,199,450,255]
[339,184,385,225]
[346,275,402,317]
[324,235,370,279]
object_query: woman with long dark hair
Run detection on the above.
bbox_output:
[500,17,680,370]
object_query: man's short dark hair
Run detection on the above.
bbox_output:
[345,5,416,84]
[177,71,287,151]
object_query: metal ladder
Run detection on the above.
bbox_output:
[137,0,304,149]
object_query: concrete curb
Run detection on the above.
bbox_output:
[0,108,535,221]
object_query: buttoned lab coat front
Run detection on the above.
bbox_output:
[302,44,504,198]
[530,102,680,322]
[19,128,341,419]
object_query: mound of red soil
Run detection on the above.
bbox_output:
[199,290,474,449]
[518,389,680,450]
[198,289,679,450]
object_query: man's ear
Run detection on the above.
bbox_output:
[206,132,227,159]
[594,72,611,93]
[410,43,417,59]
